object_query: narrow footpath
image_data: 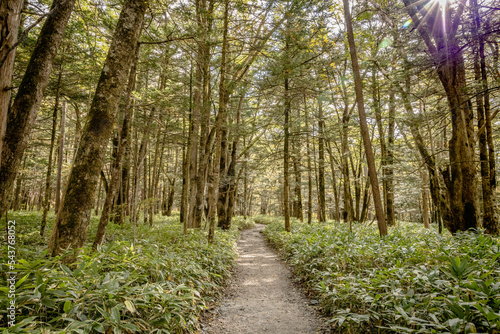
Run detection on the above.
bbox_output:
[201,224,324,334]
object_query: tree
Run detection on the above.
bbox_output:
[0,0,77,217]
[403,0,478,233]
[343,0,387,236]
[49,0,148,259]
[0,0,23,169]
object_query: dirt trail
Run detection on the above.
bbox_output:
[201,224,324,334]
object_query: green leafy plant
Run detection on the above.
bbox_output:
[263,220,500,333]
[1,211,251,333]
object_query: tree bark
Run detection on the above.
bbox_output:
[472,6,496,234]
[48,0,148,259]
[304,95,313,224]
[343,0,387,236]
[421,169,430,228]
[215,0,230,231]
[0,0,23,169]
[317,98,326,223]
[41,64,63,236]
[180,65,192,229]
[339,75,354,224]
[372,67,388,222]
[403,0,478,233]
[283,85,291,231]
[54,101,66,213]
[386,79,396,226]
[326,140,340,222]
[0,0,77,217]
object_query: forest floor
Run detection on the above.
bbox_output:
[200,224,327,334]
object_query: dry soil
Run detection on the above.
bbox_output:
[200,224,325,334]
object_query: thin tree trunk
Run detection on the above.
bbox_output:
[372,67,388,221]
[40,64,63,236]
[471,0,497,234]
[180,64,192,228]
[148,124,162,226]
[48,0,148,260]
[113,47,139,225]
[386,79,396,226]
[326,141,340,222]
[54,101,66,213]
[340,76,354,224]
[421,169,430,228]
[343,0,387,236]
[283,58,291,232]
[192,0,214,229]
[317,98,326,223]
[305,95,313,224]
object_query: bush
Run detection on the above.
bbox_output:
[263,221,500,334]
[252,215,301,225]
[1,211,242,333]
[232,216,256,230]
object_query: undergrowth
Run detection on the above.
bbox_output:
[1,211,252,333]
[263,219,500,334]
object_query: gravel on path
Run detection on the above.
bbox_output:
[201,224,325,334]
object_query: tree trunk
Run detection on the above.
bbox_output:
[343,0,387,236]
[340,76,354,224]
[372,67,388,222]
[326,141,340,222]
[403,0,478,233]
[0,0,23,169]
[113,47,139,225]
[48,0,148,259]
[216,0,230,230]
[92,42,138,248]
[317,98,326,222]
[54,101,66,213]
[283,65,291,232]
[0,0,77,216]
[192,0,214,229]
[305,96,313,224]
[40,64,63,236]
[472,0,497,235]
[386,80,396,226]
[180,66,191,229]
[421,169,430,228]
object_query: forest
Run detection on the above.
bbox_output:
[0,0,499,332]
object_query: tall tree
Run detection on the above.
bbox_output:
[343,0,387,236]
[0,0,77,216]
[48,0,148,259]
[317,97,326,222]
[403,0,478,233]
[0,0,23,168]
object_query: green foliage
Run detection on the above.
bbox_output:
[0,211,250,333]
[252,215,280,225]
[263,221,500,333]
[252,215,301,225]
[232,216,256,230]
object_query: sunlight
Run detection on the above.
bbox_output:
[402,0,452,33]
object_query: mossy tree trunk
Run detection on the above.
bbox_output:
[48,0,148,259]
[0,0,77,216]
[0,0,23,169]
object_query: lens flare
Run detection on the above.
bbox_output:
[402,18,412,28]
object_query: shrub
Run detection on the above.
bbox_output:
[263,221,500,334]
[1,211,242,333]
